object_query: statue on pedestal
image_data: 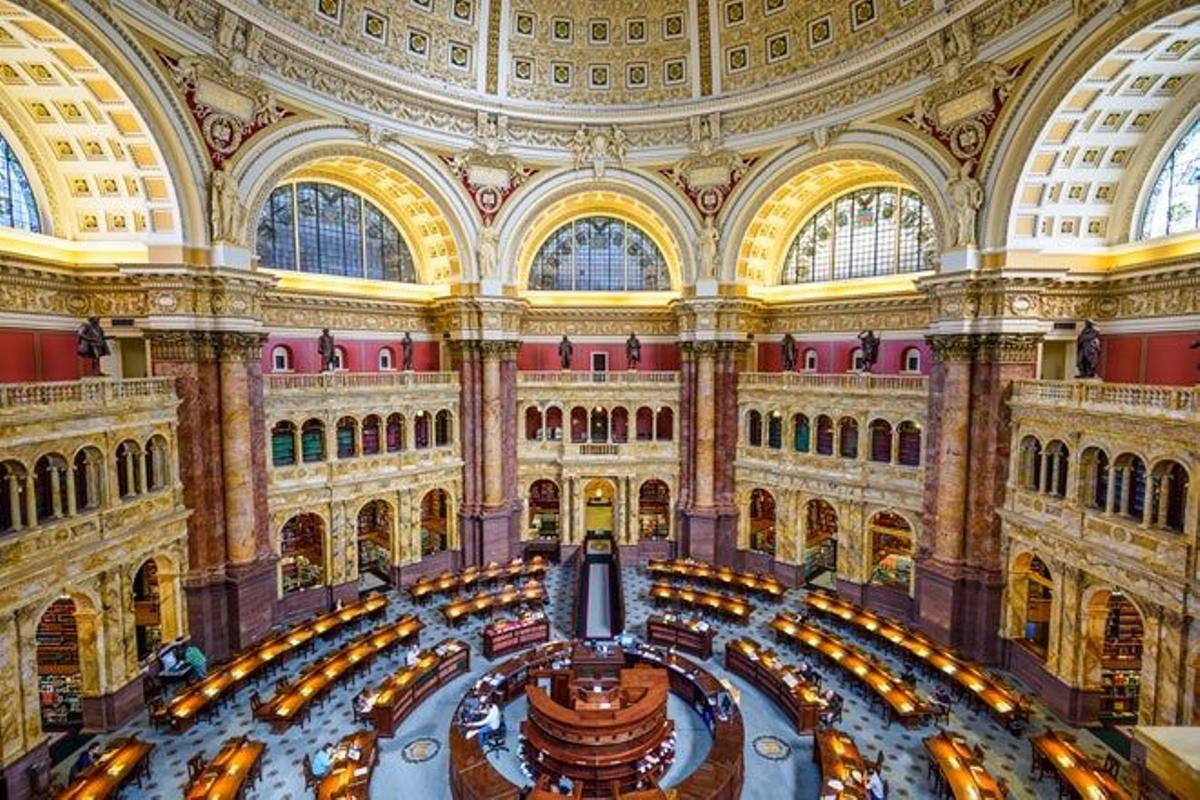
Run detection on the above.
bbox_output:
[1076,320,1101,379]
[858,330,881,372]
[209,164,243,244]
[318,328,336,372]
[626,333,641,369]
[558,335,574,370]
[781,333,798,372]
[401,331,414,371]
[947,160,983,248]
[478,224,499,279]
[76,316,110,376]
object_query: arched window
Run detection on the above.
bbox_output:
[545,407,563,441]
[0,134,40,233]
[301,419,326,462]
[525,407,544,441]
[1079,447,1109,510]
[815,415,834,456]
[529,480,561,539]
[901,347,921,373]
[420,489,450,555]
[868,511,913,592]
[435,410,452,446]
[271,345,292,372]
[0,461,28,531]
[255,182,418,281]
[655,408,674,442]
[361,415,381,455]
[72,448,104,512]
[33,454,68,522]
[1112,454,1147,521]
[144,436,170,491]
[413,412,430,449]
[767,412,783,449]
[748,489,776,555]
[869,420,893,463]
[611,407,629,443]
[838,417,859,459]
[590,407,609,442]
[635,407,654,441]
[896,421,921,467]
[793,414,811,452]
[1044,441,1070,498]
[527,216,670,291]
[378,347,395,371]
[280,514,325,594]
[115,441,143,498]
[386,413,405,452]
[1149,461,1189,533]
[747,410,763,447]
[271,421,297,466]
[803,349,818,372]
[570,407,588,443]
[1018,436,1043,491]
[335,416,358,458]
[332,346,347,372]
[1140,118,1200,239]
[780,186,935,283]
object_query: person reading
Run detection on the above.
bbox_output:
[311,743,335,778]
[463,700,501,741]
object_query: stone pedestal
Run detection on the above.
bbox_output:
[226,558,277,650]
[185,573,232,658]
[1002,638,1100,723]
[0,739,50,800]
[81,673,144,731]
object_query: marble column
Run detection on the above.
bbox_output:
[916,333,1040,663]
[482,348,503,508]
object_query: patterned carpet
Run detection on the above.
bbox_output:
[54,563,1130,799]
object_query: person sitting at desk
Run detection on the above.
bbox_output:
[404,643,421,668]
[69,743,102,781]
[463,701,501,741]
[311,743,335,778]
[931,685,953,708]
[866,767,886,800]
[161,645,180,672]
[353,690,374,721]
[184,644,207,678]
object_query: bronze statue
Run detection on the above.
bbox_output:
[558,335,574,370]
[401,331,414,371]
[782,333,798,372]
[76,316,110,376]
[858,330,881,372]
[318,328,336,372]
[1076,320,1101,379]
[626,333,641,369]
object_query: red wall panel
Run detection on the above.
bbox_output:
[40,332,83,381]
[262,336,441,373]
[516,342,679,371]
[0,328,83,382]
[0,330,38,382]
[755,337,929,375]
[1100,331,1199,385]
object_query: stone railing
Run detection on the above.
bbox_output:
[518,371,680,385]
[266,371,458,392]
[0,377,177,414]
[738,372,928,394]
[1011,380,1199,419]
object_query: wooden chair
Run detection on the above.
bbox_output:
[275,677,291,694]
[302,754,318,790]
[187,753,207,783]
[972,743,986,762]
[250,691,264,716]
[147,697,169,730]
[1103,754,1121,779]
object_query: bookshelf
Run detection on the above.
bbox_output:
[37,598,82,727]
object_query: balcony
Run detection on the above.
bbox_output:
[739,372,927,395]
[1011,380,1199,420]
[266,371,458,393]
[265,371,461,421]
[518,371,679,385]
[0,377,177,420]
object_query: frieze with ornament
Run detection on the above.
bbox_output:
[521,308,679,338]
[902,60,1030,167]
[158,52,293,167]
[440,153,537,226]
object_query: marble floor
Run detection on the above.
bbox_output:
[52,562,1131,799]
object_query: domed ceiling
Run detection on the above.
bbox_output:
[136,0,1064,148]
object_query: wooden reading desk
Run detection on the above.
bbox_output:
[804,593,1026,725]
[255,615,423,733]
[814,728,869,799]
[923,731,1005,800]
[648,583,751,623]
[645,614,715,660]
[159,594,388,731]
[184,736,265,800]
[483,612,551,659]
[317,731,378,800]
[1031,729,1129,800]
[724,637,823,732]
[56,738,154,800]
[369,638,471,736]
[441,582,546,626]
[770,612,929,728]
[409,557,547,603]
[646,559,786,600]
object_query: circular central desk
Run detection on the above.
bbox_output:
[448,641,744,800]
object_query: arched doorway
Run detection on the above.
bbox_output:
[748,488,776,555]
[638,480,670,540]
[1084,589,1145,724]
[804,499,839,583]
[420,489,450,556]
[1011,553,1053,661]
[132,559,178,662]
[867,511,914,594]
[280,514,325,595]
[357,500,393,585]
[583,479,615,535]
[36,596,98,729]
[528,480,561,540]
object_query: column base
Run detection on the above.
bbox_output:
[274,584,329,627]
[836,579,915,621]
[0,739,50,800]
[679,508,738,564]
[1001,639,1101,724]
[82,673,144,731]
[186,576,233,660]
[394,549,460,587]
[479,508,516,565]
[914,556,1004,663]
[226,559,278,651]
[769,560,803,589]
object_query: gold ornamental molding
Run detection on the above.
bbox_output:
[146,329,267,361]
[521,307,679,338]
[433,296,527,341]
[672,297,764,340]
[762,294,930,334]
[262,288,433,332]
[927,332,1042,364]
[0,262,146,319]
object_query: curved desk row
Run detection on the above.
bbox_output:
[409,557,548,603]
[442,582,546,625]
[646,559,786,600]
[814,728,868,799]
[254,615,423,733]
[57,738,154,800]
[724,637,823,733]
[158,594,388,731]
[770,613,929,728]
[803,593,1027,725]
[184,737,265,800]
[368,638,470,736]
[648,583,751,623]
[645,615,715,660]
[317,731,378,800]
[448,641,744,800]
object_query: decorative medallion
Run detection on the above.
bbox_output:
[512,57,533,83]
[589,20,610,45]
[663,13,684,40]
[315,0,343,24]
[451,0,473,24]
[726,45,749,74]
[552,18,573,43]
[753,735,791,761]
[626,18,647,44]
[766,32,790,64]
[401,737,440,763]
[663,113,756,220]
[663,58,687,86]
[448,42,471,71]
[513,12,535,37]
[442,113,538,225]
[850,0,877,31]
[362,10,388,43]
[808,15,833,49]
[627,62,649,89]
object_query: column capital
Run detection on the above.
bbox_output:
[926,332,1042,364]
[146,330,268,362]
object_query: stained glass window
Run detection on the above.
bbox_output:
[0,134,40,233]
[780,186,934,283]
[255,181,417,282]
[528,216,670,291]
[1140,119,1200,239]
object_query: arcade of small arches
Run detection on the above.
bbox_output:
[269,410,456,467]
[523,404,675,443]
[742,410,922,467]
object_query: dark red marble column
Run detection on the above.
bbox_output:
[915,333,1039,663]
[713,343,742,568]
[455,342,483,566]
